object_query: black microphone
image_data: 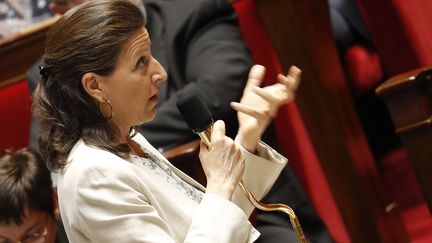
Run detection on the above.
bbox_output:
[176,93,213,149]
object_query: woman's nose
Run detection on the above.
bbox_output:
[151,57,167,85]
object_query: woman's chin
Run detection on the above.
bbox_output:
[139,112,157,124]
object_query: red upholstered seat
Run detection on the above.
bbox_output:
[0,80,32,153]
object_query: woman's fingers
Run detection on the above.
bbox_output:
[231,102,261,117]
[231,101,272,119]
[200,119,244,200]
[278,65,301,91]
[245,65,266,91]
[288,65,302,84]
[253,83,296,107]
[252,85,280,103]
[210,120,225,144]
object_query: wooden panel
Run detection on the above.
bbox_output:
[254,0,410,242]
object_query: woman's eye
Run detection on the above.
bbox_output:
[137,58,147,69]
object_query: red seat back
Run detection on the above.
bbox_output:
[0,80,32,152]
[356,0,432,76]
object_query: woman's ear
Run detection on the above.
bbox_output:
[82,72,104,102]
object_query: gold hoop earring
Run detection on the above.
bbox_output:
[99,98,114,119]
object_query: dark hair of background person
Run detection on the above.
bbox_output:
[32,0,146,171]
[0,148,54,225]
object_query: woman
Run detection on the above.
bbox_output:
[33,0,301,242]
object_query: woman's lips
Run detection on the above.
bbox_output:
[149,94,158,103]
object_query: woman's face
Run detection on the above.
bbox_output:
[98,27,167,134]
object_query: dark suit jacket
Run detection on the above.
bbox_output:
[140,0,252,150]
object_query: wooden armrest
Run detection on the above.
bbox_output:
[163,139,200,163]
[376,67,432,135]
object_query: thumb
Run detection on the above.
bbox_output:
[211,120,226,143]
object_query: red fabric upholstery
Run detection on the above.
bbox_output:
[344,45,383,95]
[402,204,432,243]
[356,0,432,76]
[345,0,432,94]
[0,80,32,153]
[232,1,349,242]
[380,148,424,210]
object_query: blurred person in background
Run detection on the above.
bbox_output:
[0,148,68,243]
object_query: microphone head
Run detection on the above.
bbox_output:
[176,93,213,133]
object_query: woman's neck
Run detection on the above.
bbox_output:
[125,134,147,157]
[109,122,145,156]
[109,120,129,144]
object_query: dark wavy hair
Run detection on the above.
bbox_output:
[32,0,146,171]
[0,148,54,225]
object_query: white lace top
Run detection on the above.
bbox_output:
[131,154,204,203]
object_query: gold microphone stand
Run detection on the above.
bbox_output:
[199,129,307,243]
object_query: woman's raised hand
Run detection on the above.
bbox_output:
[230,65,301,153]
[199,120,245,200]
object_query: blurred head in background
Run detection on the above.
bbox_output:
[0,148,58,243]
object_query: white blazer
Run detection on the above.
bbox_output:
[58,133,287,242]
